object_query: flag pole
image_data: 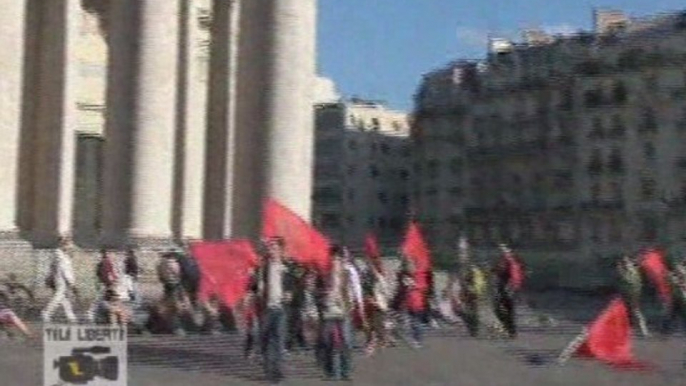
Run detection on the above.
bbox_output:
[557,328,589,365]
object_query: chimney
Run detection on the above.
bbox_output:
[593,9,628,34]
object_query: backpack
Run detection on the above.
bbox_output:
[176,253,201,293]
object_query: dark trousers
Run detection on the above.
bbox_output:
[461,295,480,337]
[495,291,516,338]
[662,299,686,335]
[408,310,424,343]
[287,303,306,350]
[261,307,286,382]
[322,317,353,379]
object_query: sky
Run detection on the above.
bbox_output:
[317,0,685,111]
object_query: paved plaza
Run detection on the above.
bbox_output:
[2,294,685,386]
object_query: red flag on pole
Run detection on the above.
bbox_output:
[572,298,653,370]
[191,239,260,308]
[364,233,382,271]
[401,221,431,274]
[261,198,332,273]
[640,248,672,305]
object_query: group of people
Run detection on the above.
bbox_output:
[616,253,686,338]
[17,234,686,383]
[235,237,526,383]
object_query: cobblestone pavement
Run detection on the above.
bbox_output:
[1,297,685,386]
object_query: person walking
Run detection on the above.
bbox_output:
[320,245,364,381]
[257,237,293,384]
[661,261,686,336]
[157,251,188,335]
[492,244,524,339]
[617,255,649,337]
[86,249,118,323]
[42,237,78,324]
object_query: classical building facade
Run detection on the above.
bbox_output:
[0,0,317,280]
[313,99,411,251]
[412,10,686,289]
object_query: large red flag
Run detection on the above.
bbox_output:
[401,221,431,275]
[364,233,382,271]
[191,239,260,308]
[573,298,652,370]
[261,198,331,272]
[640,248,672,305]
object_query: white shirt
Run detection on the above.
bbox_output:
[266,260,285,308]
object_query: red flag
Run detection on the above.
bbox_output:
[401,221,431,274]
[574,298,653,370]
[640,248,672,305]
[261,198,331,272]
[364,233,382,271]
[505,253,524,291]
[191,240,260,308]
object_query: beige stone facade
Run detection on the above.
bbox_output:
[0,0,317,280]
[412,10,686,289]
[313,99,411,251]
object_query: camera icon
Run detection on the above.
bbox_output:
[53,346,119,384]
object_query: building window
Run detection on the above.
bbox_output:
[640,108,658,133]
[378,191,388,204]
[587,149,603,174]
[608,149,624,173]
[371,118,381,131]
[609,114,625,138]
[347,189,355,201]
[369,165,379,177]
[588,117,604,139]
[449,187,462,198]
[398,194,409,205]
[612,80,627,104]
[346,215,355,224]
[643,142,656,160]
[392,121,402,131]
[641,178,656,200]
[399,169,409,180]
[584,89,603,108]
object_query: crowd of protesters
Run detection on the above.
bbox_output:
[2,229,685,383]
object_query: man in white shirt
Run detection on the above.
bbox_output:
[259,237,292,384]
[42,237,77,324]
[321,245,365,381]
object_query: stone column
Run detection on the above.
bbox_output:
[31,0,80,246]
[262,0,317,220]
[173,0,210,241]
[0,0,26,236]
[102,0,180,247]
[204,0,240,239]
